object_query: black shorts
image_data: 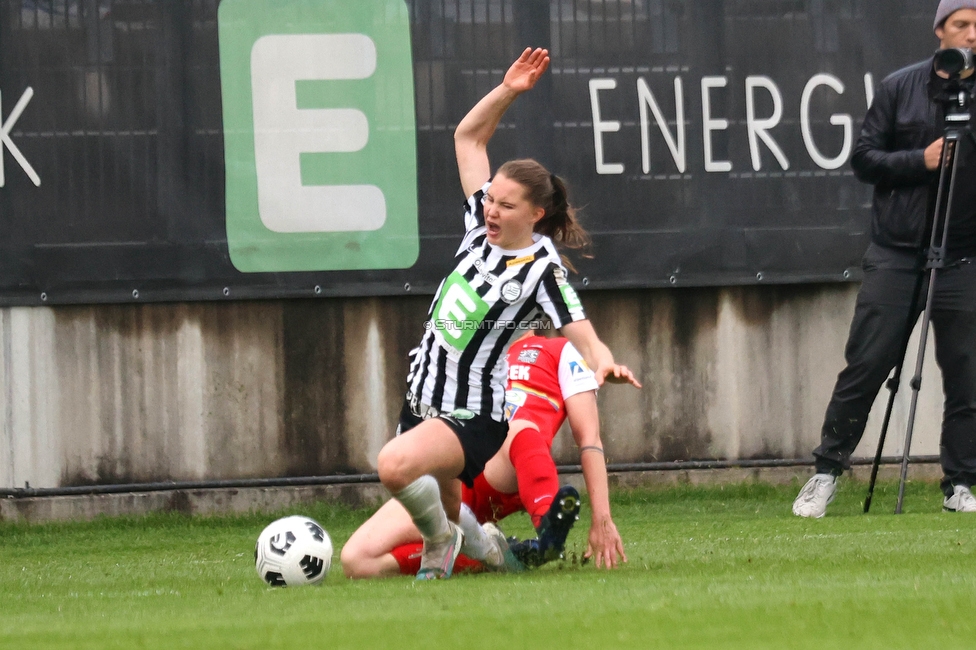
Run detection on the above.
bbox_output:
[397,397,509,488]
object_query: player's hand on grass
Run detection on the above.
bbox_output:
[585,515,627,569]
[503,47,550,95]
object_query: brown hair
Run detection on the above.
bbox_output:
[495,159,592,270]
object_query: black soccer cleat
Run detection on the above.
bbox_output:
[509,485,581,568]
[538,485,581,555]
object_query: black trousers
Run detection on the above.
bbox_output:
[814,244,976,496]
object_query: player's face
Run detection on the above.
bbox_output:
[483,174,546,249]
[937,10,976,50]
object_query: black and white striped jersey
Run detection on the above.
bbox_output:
[406,181,588,421]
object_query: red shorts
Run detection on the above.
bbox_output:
[461,473,524,523]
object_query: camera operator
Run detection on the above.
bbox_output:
[793,1,976,517]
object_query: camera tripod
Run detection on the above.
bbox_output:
[863,65,976,514]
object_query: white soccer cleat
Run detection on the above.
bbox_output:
[416,522,464,580]
[792,473,837,518]
[943,485,976,513]
[481,523,524,573]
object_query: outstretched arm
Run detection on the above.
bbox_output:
[564,391,626,569]
[561,319,641,388]
[454,47,550,197]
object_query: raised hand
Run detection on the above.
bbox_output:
[503,47,550,94]
[455,47,552,197]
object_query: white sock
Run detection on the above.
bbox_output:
[458,503,491,560]
[394,476,451,542]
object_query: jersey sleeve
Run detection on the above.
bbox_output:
[557,341,599,399]
[455,182,492,256]
[535,262,587,328]
[462,181,492,232]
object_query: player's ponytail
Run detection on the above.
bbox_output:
[495,159,592,270]
[542,173,591,253]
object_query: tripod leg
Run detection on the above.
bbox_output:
[895,134,962,514]
[895,273,936,514]
[864,273,925,513]
[864,384,901,512]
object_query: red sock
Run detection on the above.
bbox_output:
[391,542,424,575]
[450,554,484,574]
[465,473,525,523]
[508,427,559,529]
[389,542,483,576]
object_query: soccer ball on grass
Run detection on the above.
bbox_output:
[254,515,333,586]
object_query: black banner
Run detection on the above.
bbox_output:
[0,0,941,305]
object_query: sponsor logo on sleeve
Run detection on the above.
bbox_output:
[569,360,591,378]
[560,283,583,310]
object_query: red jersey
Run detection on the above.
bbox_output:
[503,335,599,444]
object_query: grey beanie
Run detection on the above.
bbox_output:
[934,0,976,30]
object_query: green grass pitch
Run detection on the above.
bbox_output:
[2,479,975,649]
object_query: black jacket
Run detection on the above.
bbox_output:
[852,57,976,256]
[851,58,940,251]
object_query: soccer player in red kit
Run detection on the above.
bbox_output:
[341,331,632,577]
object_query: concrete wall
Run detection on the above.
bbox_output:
[0,285,945,490]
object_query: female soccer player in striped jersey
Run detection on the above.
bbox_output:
[341,331,631,578]
[375,47,638,579]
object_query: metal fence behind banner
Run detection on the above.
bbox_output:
[1,0,227,304]
[0,0,941,305]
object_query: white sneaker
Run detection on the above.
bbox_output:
[416,522,463,580]
[943,485,976,512]
[481,523,524,573]
[792,473,837,518]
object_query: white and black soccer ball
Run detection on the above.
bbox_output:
[254,515,332,587]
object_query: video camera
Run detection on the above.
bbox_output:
[930,48,975,121]
[934,47,975,80]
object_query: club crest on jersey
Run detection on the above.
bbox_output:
[500,279,522,304]
[517,349,540,364]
